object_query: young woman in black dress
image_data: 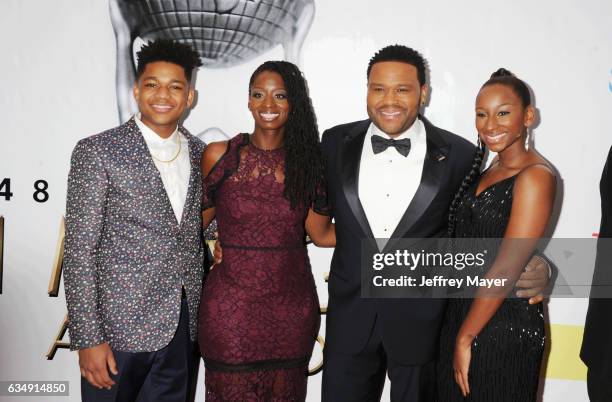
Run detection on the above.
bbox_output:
[437,69,556,401]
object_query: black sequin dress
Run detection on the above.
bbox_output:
[436,175,545,402]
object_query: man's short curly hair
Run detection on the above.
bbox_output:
[136,39,203,82]
[367,44,427,86]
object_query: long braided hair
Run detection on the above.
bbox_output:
[249,61,324,210]
[447,68,532,236]
[447,139,486,236]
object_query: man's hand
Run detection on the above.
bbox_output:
[515,255,549,304]
[78,342,118,390]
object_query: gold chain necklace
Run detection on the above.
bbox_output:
[150,133,181,163]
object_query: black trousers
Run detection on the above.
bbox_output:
[587,368,612,402]
[81,297,198,402]
[322,318,435,402]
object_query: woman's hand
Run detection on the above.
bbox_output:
[453,334,474,397]
[213,239,222,265]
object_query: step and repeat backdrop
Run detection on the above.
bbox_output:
[1,0,611,400]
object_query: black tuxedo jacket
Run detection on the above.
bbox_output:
[321,116,476,365]
[581,145,612,376]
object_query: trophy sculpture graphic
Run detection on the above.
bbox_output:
[110,0,315,125]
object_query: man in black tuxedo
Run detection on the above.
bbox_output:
[320,45,549,402]
[581,145,612,402]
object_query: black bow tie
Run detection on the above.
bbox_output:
[371,135,411,157]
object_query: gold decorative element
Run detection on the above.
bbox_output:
[308,335,325,376]
[318,271,330,314]
[48,216,65,297]
[205,239,216,257]
[205,239,218,271]
[45,315,70,360]
[0,215,4,294]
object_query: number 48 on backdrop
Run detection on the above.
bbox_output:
[0,178,49,203]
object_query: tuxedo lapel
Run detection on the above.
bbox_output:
[385,117,450,250]
[339,119,375,239]
[178,128,200,230]
[126,118,180,230]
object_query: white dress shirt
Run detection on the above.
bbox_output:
[135,114,191,224]
[358,118,427,244]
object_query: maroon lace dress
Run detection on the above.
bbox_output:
[198,134,325,401]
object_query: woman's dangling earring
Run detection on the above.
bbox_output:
[525,130,531,150]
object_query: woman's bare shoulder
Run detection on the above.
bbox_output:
[201,141,229,176]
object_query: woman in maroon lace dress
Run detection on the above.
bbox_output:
[198,61,334,401]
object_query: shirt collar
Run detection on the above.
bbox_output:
[134,113,180,144]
